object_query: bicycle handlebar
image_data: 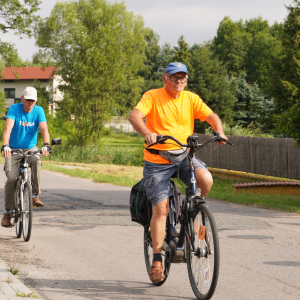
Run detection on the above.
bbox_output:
[146,132,233,151]
[11,149,52,156]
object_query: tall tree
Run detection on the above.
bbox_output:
[138,28,162,93]
[32,49,55,67]
[211,16,282,90]
[271,0,300,145]
[0,0,41,36]
[35,0,146,144]
[139,42,175,95]
[0,41,23,67]
[211,17,250,76]
[233,72,274,129]
[0,0,41,67]
[188,44,236,133]
[174,35,191,61]
[0,0,41,115]
[173,35,192,72]
[157,43,175,70]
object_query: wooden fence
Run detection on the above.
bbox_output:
[195,134,300,180]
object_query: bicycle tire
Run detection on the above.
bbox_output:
[15,184,22,238]
[22,182,32,242]
[186,203,220,300]
[143,225,171,286]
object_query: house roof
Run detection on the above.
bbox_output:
[1,66,57,80]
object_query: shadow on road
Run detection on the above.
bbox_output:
[25,279,196,300]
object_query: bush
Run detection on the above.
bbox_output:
[205,123,274,138]
[46,143,144,166]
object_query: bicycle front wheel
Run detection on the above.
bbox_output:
[22,182,32,242]
[144,226,171,286]
[15,184,22,238]
[186,203,220,300]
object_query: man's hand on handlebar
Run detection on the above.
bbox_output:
[215,132,228,145]
[1,145,11,157]
[41,145,51,157]
[145,132,157,145]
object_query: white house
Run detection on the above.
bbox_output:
[0,66,63,114]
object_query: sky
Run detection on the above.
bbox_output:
[1,0,295,61]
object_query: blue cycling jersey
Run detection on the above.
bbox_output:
[6,103,47,149]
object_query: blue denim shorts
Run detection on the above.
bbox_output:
[143,157,208,207]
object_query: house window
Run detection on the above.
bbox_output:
[4,80,14,83]
[4,88,15,98]
[14,98,21,104]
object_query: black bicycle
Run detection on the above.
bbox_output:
[143,132,232,300]
[11,138,61,242]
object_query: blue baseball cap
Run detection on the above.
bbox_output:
[164,62,189,75]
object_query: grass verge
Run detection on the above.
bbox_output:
[209,176,300,213]
[42,161,143,187]
[42,161,300,214]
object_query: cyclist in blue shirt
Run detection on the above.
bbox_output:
[1,87,51,228]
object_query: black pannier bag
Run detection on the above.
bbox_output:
[130,178,182,227]
[130,179,152,227]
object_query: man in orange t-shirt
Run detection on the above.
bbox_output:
[129,62,227,283]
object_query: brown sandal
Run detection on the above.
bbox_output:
[149,261,164,283]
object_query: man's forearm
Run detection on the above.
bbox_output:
[39,122,50,144]
[41,131,50,144]
[128,109,151,137]
[2,129,10,145]
[129,117,151,137]
[128,109,158,145]
[2,119,14,145]
[205,112,225,134]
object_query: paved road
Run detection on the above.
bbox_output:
[0,166,300,300]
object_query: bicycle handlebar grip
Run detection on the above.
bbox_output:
[156,135,163,142]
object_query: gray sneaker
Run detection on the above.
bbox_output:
[1,213,12,228]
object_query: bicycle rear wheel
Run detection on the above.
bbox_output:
[15,184,22,238]
[186,203,220,300]
[144,226,171,286]
[22,182,32,242]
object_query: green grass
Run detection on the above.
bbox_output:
[8,267,19,275]
[16,290,39,298]
[44,133,145,166]
[100,134,144,147]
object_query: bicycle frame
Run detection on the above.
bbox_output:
[167,153,203,254]
[160,135,222,259]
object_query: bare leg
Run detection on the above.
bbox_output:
[195,168,213,197]
[150,198,169,254]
